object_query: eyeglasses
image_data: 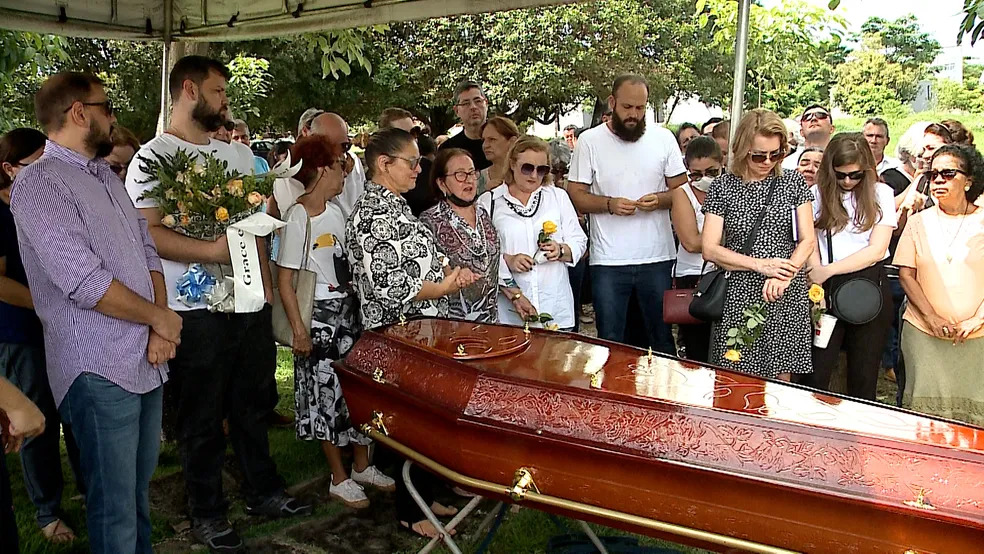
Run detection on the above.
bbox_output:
[520,163,551,178]
[802,112,830,123]
[834,170,865,181]
[390,155,421,170]
[221,121,236,132]
[446,170,478,183]
[456,97,487,108]
[688,168,721,181]
[926,168,968,182]
[748,150,783,163]
[63,100,114,115]
[109,164,126,176]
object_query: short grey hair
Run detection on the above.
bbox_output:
[297,107,325,136]
[233,118,249,134]
[453,80,485,103]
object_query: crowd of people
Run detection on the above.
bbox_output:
[0,53,982,553]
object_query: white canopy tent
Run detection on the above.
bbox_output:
[0,0,751,139]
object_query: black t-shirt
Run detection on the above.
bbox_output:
[0,200,43,344]
[440,130,491,170]
[402,157,439,217]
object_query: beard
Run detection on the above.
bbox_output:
[192,97,227,132]
[610,110,647,142]
[87,124,114,158]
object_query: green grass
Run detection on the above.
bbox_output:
[832,111,984,156]
[6,348,707,553]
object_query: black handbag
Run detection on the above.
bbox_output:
[824,229,883,325]
[689,179,778,322]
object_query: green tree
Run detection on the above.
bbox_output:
[858,16,941,73]
[935,78,984,112]
[0,31,68,132]
[833,35,920,116]
[226,54,272,120]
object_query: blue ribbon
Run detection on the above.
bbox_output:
[176,263,216,305]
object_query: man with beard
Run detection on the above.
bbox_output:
[126,56,309,553]
[782,104,834,170]
[568,74,688,353]
[439,80,492,170]
[11,71,181,553]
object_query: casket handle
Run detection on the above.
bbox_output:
[372,368,387,384]
[510,467,540,501]
[360,410,389,436]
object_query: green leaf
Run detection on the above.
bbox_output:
[746,319,758,329]
[827,0,840,10]
[727,328,739,337]
[726,338,736,347]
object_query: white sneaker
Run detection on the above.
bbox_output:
[329,478,370,509]
[351,465,397,492]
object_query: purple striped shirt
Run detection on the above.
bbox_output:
[10,141,167,405]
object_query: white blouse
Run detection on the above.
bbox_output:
[480,185,587,329]
[811,183,898,264]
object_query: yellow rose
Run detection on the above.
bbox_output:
[215,207,230,222]
[161,215,177,228]
[176,201,187,213]
[724,349,742,362]
[808,284,825,304]
[542,220,558,235]
[225,179,245,197]
[247,191,264,206]
[544,322,559,331]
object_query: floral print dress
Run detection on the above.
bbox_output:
[346,181,450,330]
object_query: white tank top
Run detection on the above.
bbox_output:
[675,184,709,277]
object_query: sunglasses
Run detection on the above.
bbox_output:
[109,164,126,176]
[63,100,114,116]
[447,170,479,183]
[802,112,830,123]
[834,170,865,181]
[748,150,783,163]
[221,121,236,132]
[390,155,421,170]
[926,168,968,182]
[341,141,352,152]
[520,163,551,178]
[688,168,721,181]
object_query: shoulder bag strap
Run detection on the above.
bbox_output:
[826,228,834,267]
[739,179,778,256]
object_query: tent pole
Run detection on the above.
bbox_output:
[157,0,174,134]
[728,0,751,153]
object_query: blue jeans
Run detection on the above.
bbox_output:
[591,261,675,354]
[58,373,162,554]
[568,256,589,333]
[0,342,84,527]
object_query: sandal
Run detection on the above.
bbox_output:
[41,519,76,543]
[399,520,456,539]
[431,501,458,517]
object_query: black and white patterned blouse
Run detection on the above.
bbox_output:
[346,181,449,329]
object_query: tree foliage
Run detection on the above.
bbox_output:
[0,31,68,132]
[226,54,272,120]
[834,35,917,116]
[858,16,941,73]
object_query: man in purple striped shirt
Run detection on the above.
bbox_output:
[11,72,183,554]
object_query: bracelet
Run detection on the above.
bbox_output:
[607,197,614,215]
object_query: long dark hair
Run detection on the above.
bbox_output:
[815,133,880,233]
[1,128,47,188]
[364,127,415,180]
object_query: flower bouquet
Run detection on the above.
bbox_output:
[137,148,298,312]
[809,284,836,348]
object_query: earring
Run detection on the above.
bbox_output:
[966,185,971,192]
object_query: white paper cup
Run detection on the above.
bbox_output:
[813,314,837,348]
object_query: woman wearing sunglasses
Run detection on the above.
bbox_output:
[702,108,817,380]
[894,144,984,425]
[481,136,587,330]
[801,133,897,401]
[669,136,722,362]
[419,148,503,323]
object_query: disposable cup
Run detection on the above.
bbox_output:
[813,314,837,348]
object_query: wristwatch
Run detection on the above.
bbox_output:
[512,291,523,301]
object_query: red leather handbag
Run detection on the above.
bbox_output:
[663,278,701,326]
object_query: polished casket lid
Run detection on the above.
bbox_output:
[359,318,984,528]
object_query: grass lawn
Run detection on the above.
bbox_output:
[6,347,709,553]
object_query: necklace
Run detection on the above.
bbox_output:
[444,202,490,261]
[936,204,973,263]
[504,188,542,218]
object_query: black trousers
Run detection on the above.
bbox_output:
[802,270,893,401]
[395,463,443,524]
[0,452,17,553]
[674,275,712,363]
[168,306,285,519]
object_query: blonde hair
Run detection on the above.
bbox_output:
[731,108,789,180]
[503,135,551,186]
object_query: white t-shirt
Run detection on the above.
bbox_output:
[675,184,710,277]
[276,203,349,302]
[231,141,258,173]
[811,183,898,264]
[568,124,686,266]
[480,185,587,329]
[272,152,364,219]
[125,134,254,312]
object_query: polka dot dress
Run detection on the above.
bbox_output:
[702,169,815,378]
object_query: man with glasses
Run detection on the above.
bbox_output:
[439,80,492,170]
[126,56,309,553]
[782,104,835,170]
[12,71,180,553]
[568,74,688,353]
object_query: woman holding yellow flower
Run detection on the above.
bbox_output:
[479,136,587,330]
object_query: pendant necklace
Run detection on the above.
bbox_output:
[937,204,972,263]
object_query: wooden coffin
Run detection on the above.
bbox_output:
[334,318,984,553]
